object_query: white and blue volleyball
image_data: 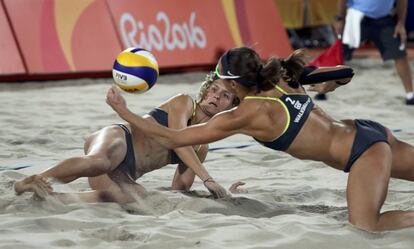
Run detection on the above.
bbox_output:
[112,47,159,93]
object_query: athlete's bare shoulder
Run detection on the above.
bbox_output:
[169,93,193,105]
[158,93,193,113]
[169,94,194,111]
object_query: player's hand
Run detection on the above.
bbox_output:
[394,22,407,50]
[203,179,229,198]
[228,181,247,194]
[106,85,127,113]
[307,81,338,94]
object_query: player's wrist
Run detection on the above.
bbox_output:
[203,177,215,184]
[396,20,406,27]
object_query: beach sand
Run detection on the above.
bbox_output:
[1,59,414,248]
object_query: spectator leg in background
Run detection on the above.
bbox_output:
[394,56,414,104]
[288,29,305,49]
[317,25,337,45]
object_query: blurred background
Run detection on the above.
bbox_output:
[0,0,413,82]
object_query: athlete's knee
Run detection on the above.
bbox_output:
[97,190,118,202]
[348,216,381,232]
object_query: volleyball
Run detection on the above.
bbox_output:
[112,47,159,93]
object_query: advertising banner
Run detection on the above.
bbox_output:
[4,0,122,74]
[107,0,292,68]
[0,1,25,75]
[1,0,292,78]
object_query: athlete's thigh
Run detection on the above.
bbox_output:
[346,143,392,224]
[84,126,128,170]
[381,127,414,180]
[389,140,414,180]
[84,177,133,203]
[90,173,146,202]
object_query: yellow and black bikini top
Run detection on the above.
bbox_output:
[244,85,314,151]
[148,98,201,164]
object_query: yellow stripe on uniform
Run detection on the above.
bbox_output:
[192,99,197,118]
[275,85,307,96]
[275,85,287,95]
[244,96,290,136]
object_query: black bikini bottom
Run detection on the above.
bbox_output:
[343,119,389,173]
[115,124,137,180]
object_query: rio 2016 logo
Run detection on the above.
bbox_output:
[120,11,207,51]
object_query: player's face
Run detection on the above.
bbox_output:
[200,80,236,115]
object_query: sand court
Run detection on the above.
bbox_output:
[1,59,414,248]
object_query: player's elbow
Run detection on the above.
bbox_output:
[164,139,178,149]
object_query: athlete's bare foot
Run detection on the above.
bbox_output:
[14,175,53,198]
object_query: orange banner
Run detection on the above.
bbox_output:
[1,0,292,78]
[0,1,25,76]
[107,0,292,68]
[3,0,122,74]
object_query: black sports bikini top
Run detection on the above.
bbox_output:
[148,108,193,127]
[147,99,201,164]
[245,85,314,151]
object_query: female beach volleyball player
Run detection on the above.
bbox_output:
[14,62,353,203]
[14,73,241,202]
[107,47,414,232]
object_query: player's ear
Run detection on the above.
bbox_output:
[229,80,238,88]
